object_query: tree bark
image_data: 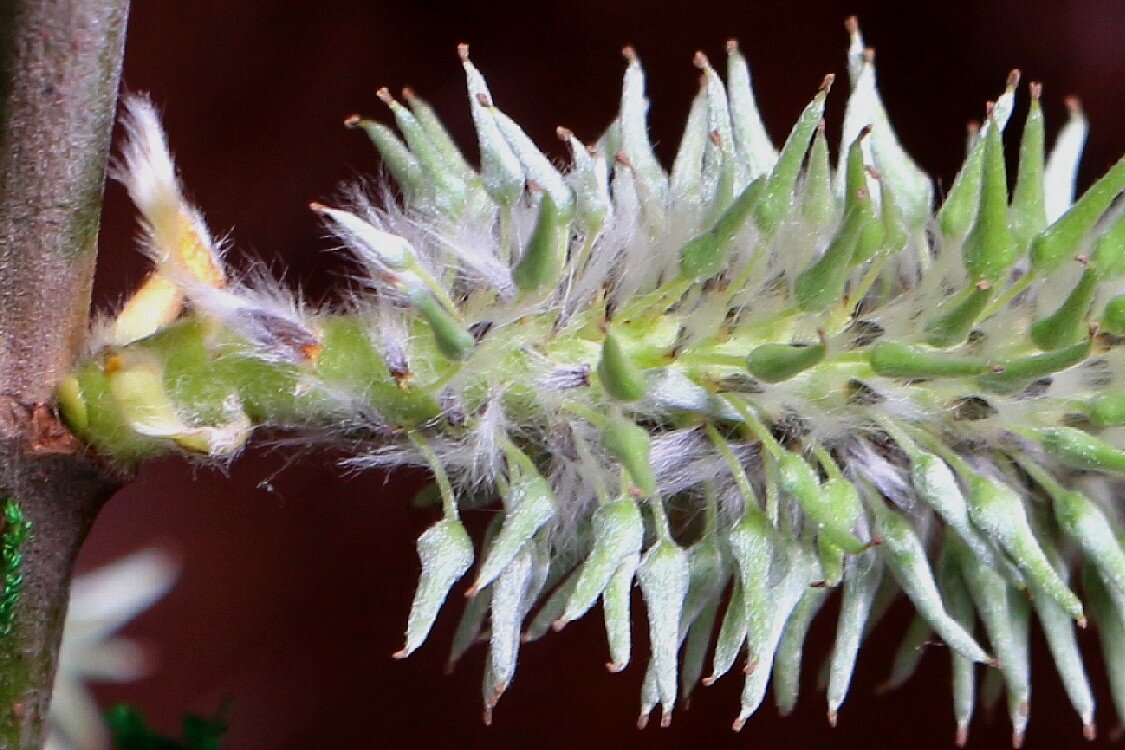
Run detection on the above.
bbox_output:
[0,0,131,747]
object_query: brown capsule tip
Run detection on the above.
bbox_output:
[443,661,455,675]
[709,130,723,148]
[1077,616,1088,629]
[858,124,873,139]
[844,15,860,34]
[820,73,836,92]
[990,365,1006,374]
[1012,729,1025,749]
[622,45,637,62]
[614,152,634,169]
[1075,253,1091,266]
[1029,81,1043,100]
[743,657,759,676]
[866,535,884,549]
[391,647,409,659]
[874,680,892,696]
[693,50,710,70]
[1018,701,1029,718]
[343,114,363,128]
[817,118,827,135]
[726,38,740,53]
[551,618,567,632]
[660,712,672,729]
[476,93,493,108]
[1064,96,1084,115]
[817,327,827,345]
[955,726,969,747]
[967,120,981,134]
[1082,723,1096,741]
[1006,69,1022,90]
[401,86,417,101]
[556,125,573,141]
[988,657,1002,669]
[984,100,997,119]
[863,47,876,65]
[828,710,838,728]
[701,675,717,686]
[976,279,992,290]
[866,165,883,181]
[457,43,470,62]
[375,87,395,105]
[636,714,650,730]
[464,584,480,598]
[308,201,328,213]
[482,708,493,726]
[732,717,746,732]
[10,702,24,720]
[607,661,625,673]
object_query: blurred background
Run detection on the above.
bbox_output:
[83,0,1124,747]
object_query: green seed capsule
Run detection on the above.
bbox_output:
[870,502,991,663]
[726,39,777,180]
[843,129,885,265]
[524,568,580,643]
[880,176,909,255]
[680,595,721,703]
[1039,426,1125,474]
[669,84,709,208]
[489,543,534,693]
[447,514,503,670]
[603,552,639,671]
[826,550,883,720]
[802,122,834,227]
[961,121,1016,283]
[471,476,555,593]
[512,194,568,291]
[1092,213,1125,280]
[601,417,657,495]
[939,129,985,241]
[347,118,424,200]
[1102,294,1125,335]
[869,341,988,379]
[777,454,866,553]
[637,538,690,724]
[679,177,765,280]
[794,201,867,312]
[395,516,475,658]
[406,286,475,361]
[597,329,648,402]
[402,88,475,179]
[709,579,748,684]
[817,535,845,588]
[1087,393,1125,428]
[936,543,976,745]
[1007,86,1047,251]
[1030,156,1125,274]
[559,497,643,625]
[755,76,833,232]
[727,510,776,667]
[1053,490,1125,604]
[1083,562,1125,727]
[746,337,826,383]
[978,336,1091,393]
[965,474,1084,621]
[378,89,468,215]
[774,587,827,715]
[922,283,993,347]
[1030,266,1097,350]
[461,47,525,207]
[681,535,726,633]
[881,615,932,693]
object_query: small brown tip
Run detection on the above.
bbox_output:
[660,712,672,728]
[1083,723,1097,741]
[702,675,717,686]
[476,92,492,108]
[1077,616,1088,629]
[482,708,493,726]
[955,726,969,747]
[1065,96,1084,115]
[859,124,873,139]
[444,661,455,675]
[863,47,876,65]
[607,661,625,673]
[988,657,1002,669]
[622,45,637,62]
[743,657,759,676]
[967,120,981,134]
[693,50,710,70]
[817,118,826,135]
[401,86,417,101]
[392,647,408,659]
[726,38,739,53]
[551,618,567,632]
[828,709,838,728]
[844,15,859,34]
[984,100,997,119]
[465,584,480,598]
[820,73,836,92]
[1006,69,1022,91]
[976,279,992,290]
[866,165,883,181]
[990,365,1007,374]
[308,201,329,213]
[343,114,362,128]
[1012,728,1025,749]
[457,43,470,62]
[556,125,573,141]
[614,152,633,168]
[1075,253,1091,266]
[375,87,395,105]
[708,130,723,148]
[732,716,747,732]
[1029,81,1043,100]
[636,713,650,730]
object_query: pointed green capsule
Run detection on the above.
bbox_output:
[395,517,474,658]
[669,82,709,207]
[681,535,726,632]
[406,285,475,361]
[637,538,690,723]
[794,201,867,312]
[346,117,424,200]
[978,336,1091,393]
[558,497,643,625]
[879,176,909,254]
[1038,426,1125,474]
[726,39,777,180]
[377,88,468,214]
[460,45,524,207]
[1053,490,1125,604]
[777,454,865,553]
[524,568,580,643]
[601,417,656,495]
[746,336,826,383]
[603,552,639,671]
[401,88,475,179]
[755,75,834,232]
[470,476,555,594]
[1102,294,1125,335]
[939,129,985,241]
[620,47,669,202]
[727,510,776,665]
[922,282,993,347]
[1030,266,1097,350]
[774,587,827,715]
[843,129,885,264]
[962,120,1017,284]
[936,545,976,746]
[679,177,766,280]
[965,474,1084,621]
[681,595,721,703]
[597,329,648,402]
[818,535,845,588]
[826,551,883,721]
[1030,156,1125,274]
[1008,84,1047,250]
[708,579,747,683]
[1044,98,1089,223]
[870,502,991,663]
[512,193,568,291]
[869,341,988,379]
[447,514,502,669]
[1091,212,1125,280]
[881,615,932,692]
[1084,562,1125,726]
[489,543,534,692]
[802,121,834,227]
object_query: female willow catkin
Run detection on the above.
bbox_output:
[48,15,1125,747]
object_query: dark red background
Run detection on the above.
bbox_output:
[83,1,1124,748]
